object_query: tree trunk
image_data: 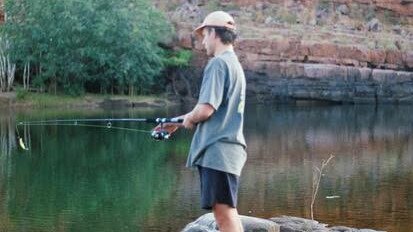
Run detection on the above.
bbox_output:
[0,38,16,92]
[129,84,134,97]
[23,62,30,90]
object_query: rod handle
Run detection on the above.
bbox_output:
[155,118,183,123]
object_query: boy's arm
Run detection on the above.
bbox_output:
[183,103,215,129]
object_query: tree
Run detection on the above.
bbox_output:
[2,0,172,95]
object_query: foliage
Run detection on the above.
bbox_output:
[15,86,28,100]
[2,0,172,95]
[163,50,192,68]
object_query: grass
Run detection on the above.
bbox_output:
[12,92,168,108]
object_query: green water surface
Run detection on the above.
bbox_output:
[0,104,412,231]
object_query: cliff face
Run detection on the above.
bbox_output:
[158,0,413,103]
[219,0,413,16]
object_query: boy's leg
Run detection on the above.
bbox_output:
[213,203,243,232]
[198,166,243,232]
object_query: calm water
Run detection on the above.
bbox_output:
[0,104,412,232]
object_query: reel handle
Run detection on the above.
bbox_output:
[151,118,183,141]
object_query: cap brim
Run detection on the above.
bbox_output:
[193,23,237,37]
[193,24,205,37]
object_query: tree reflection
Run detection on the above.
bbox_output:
[0,109,183,232]
[0,111,16,162]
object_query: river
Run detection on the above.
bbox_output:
[0,103,412,231]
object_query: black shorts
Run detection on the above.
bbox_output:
[197,166,240,210]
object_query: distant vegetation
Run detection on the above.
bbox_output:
[0,0,191,96]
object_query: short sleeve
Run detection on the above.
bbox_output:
[198,58,227,110]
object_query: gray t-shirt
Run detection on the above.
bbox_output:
[186,50,247,176]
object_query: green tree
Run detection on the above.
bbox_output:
[2,0,172,95]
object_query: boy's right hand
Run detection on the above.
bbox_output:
[152,123,180,135]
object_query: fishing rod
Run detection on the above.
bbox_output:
[16,117,183,150]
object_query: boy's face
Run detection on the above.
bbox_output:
[202,28,216,56]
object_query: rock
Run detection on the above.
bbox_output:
[182,213,385,232]
[309,18,317,26]
[171,2,202,23]
[161,0,413,103]
[316,9,328,20]
[337,4,349,15]
[330,226,385,232]
[375,0,413,16]
[227,10,242,17]
[242,62,413,104]
[405,51,413,70]
[182,213,280,232]
[270,216,386,232]
[366,18,381,32]
[394,40,402,50]
[255,2,265,11]
[392,25,402,34]
[235,38,409,71]
[385,50,404,67]
[270,216,328,231]
[265,16,278,25]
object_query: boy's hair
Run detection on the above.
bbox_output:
[206,26,237,45]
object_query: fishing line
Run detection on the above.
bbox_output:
[15,117,183,151]
[17,123,152,134]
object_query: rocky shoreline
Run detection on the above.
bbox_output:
[245,62,413,104]
[182,213,384,232]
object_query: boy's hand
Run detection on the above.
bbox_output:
[152,123,180,135]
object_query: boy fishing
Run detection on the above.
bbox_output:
[154,11,246,232]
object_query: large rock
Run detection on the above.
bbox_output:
[182,213,385,232]
[182,213,280,232]
[244,63,413,104]
[270,216,385,232]
[235,39,409,71]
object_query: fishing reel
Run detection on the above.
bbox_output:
[150,118,182,141]
[151,129,171,141]
[151,122,171,141]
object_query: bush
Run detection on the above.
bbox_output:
[15,87,28,100]
[163,50,192,68]
[2,0,172,96]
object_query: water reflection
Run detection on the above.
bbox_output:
[0,107,189,232]
[240,104,413,231]
[0,110,16,161]
[0,104,412,231]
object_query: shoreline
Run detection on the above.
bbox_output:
[0,92,179,109]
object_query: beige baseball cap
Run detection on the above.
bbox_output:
[194,11,236,37]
